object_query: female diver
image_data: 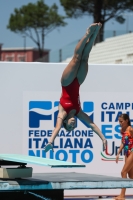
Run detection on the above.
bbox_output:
[114,113,133,200]
[44,22,107,152]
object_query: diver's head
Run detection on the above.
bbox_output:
[63,117,76,131]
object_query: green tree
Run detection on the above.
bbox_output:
[60,0,133,42]
[7,0,67,58]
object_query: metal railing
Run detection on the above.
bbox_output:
[49,30,132,63]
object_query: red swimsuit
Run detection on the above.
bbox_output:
[60,78,81,115]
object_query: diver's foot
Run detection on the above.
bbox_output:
[86,23,98,36]
[44,143,54,152]
[86,22,102,43]
[96,22,102,32]
[97,22,102,28]
[93,22,102,35]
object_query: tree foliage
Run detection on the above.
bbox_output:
[7,0,67,57]
[60,0,133,41]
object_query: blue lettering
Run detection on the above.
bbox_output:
[84,138,93,148]
[28,149,94,164]
[102,125,112,139]
[74,138,82,148]
[81,150,93,163]
[29,150,41,157]
[106,111,115,121]
[114,125,121,139]
[66,132,71,137]
[60,138,63,148]
[50,150,54,159]
[81,130,87,137]
[105,141,115,156]
[41,138,48,148]
[69,150,80,163]
[29,130,33,137]
[29,138,32,148]
[47,130,52,137]
[33,138,41,148]
[55,150,68,161]
[75,130,81,137]
[116,103,123,110]
[115,111,123,122]
[125,103,130,109]
[72,130,74,137]
[64,138,73,148]
[41,130,46,136]
[88,130,93,137]
[101,111,104,122]
[35,130,39,137]
[60,130,65,137]
[109,103,115,110]
[101,103,107,109]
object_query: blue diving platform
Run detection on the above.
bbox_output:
[0,173,133,199]
[12,172,133,190]
[0,154,85,168]
[0,154,133,199]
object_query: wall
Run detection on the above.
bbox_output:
[0,62,133,196]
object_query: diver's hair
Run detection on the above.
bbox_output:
[119,113,131,126]
[63,121,69,131]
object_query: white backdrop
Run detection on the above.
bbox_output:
[0,62,133,196]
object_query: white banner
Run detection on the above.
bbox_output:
[1,62,133,195]
[23,91,133,176]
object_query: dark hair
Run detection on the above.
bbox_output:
[63,120,71,132]
[119,113,131,126]
[63,121,67,130]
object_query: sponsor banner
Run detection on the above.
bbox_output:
[23,92,133,174]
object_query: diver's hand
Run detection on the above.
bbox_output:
[102,139,107,151]
[44,143,54,153]
[116,154,119,163]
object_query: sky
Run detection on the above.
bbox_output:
[0,0,133,52]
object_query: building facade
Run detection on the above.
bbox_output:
[0,44,2,61]
[1,47,50,62]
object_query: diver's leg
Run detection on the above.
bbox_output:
[77,23,102,85]
[61,23,98,86]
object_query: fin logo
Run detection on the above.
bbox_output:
[29,101,52,128]
[81,101,94,128]
[29,101,94,128]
